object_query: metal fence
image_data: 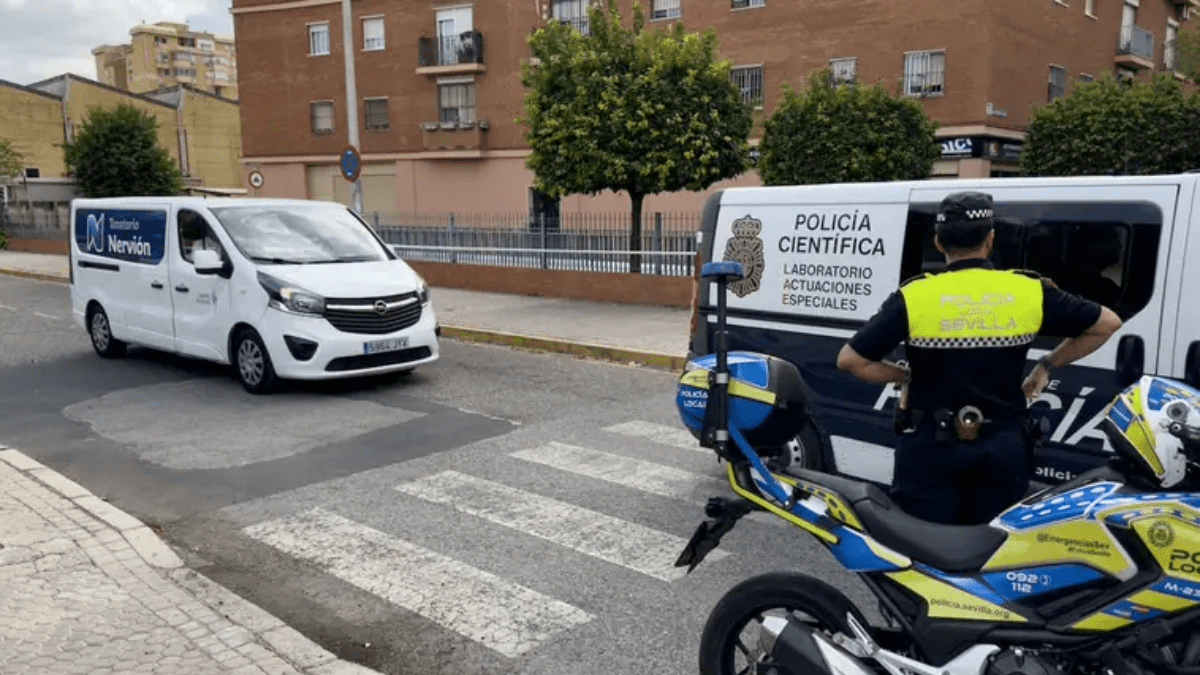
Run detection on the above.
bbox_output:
[370,211,699,276]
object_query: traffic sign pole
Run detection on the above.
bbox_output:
[341,0,363,214]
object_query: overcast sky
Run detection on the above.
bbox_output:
[1,0,234,86]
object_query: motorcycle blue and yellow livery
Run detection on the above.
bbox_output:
[676,261,1200,675]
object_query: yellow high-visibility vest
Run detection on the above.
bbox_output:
[900,268,1044,349]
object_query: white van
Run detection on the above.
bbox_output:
[690,174,1200,486]
[68,197,440,394]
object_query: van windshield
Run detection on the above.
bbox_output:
[208,203,393,264]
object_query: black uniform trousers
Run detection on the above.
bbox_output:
[890,416,1032,526]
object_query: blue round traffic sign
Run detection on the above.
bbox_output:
[340,145,361,182]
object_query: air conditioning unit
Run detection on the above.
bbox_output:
[478,119,490,130]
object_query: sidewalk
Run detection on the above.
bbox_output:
[0,250,695,674]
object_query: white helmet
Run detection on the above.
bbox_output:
[1103,376,1200,488]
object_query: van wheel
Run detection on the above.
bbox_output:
[88,305,126,358]
[763,420,825,474]
[233,329,277,395]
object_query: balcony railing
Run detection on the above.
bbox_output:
[558,17,590,34]
[1163,39,1179,71]
[1117,24,1154,62]
[731,0,766,7]
[418,31,484,67]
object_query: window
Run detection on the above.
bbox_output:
[731,0,766,7]
[1048,65,1066,101]
[830,57,857,85]
[899,201,1163,325]
[1079,72,1095,83]
[903,50,945,96]
[729,65,763,107]
[438,81,476,124]
[178,210,224,264]
[651,0,681,20]
[174,68,196,77]
[365,98,389,130]
[309,23,330,56]
[529,188,561,232]
[363,16,385,51]
[23,168,39,178]
[154,36,169,45]
[311,101,334,134]
[552,0,590,34]
[178,37,196,48]
[1166,21,1179,70]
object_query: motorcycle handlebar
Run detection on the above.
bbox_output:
[1169,422,1200,446]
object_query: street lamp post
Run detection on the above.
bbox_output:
[341,0,363,213]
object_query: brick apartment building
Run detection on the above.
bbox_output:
[93,22,239,99]
[231,0,1197,218]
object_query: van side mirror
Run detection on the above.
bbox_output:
[193,249,223,275]
[1186,341,1200,388]
[1115,335,1145,388]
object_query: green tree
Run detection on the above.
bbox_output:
[521,0,752,273]
[0,138,24,179]
[63,103,184,198]
[1021,73,1200,177]
[1177,22,1200,83]
[757,69,941,186]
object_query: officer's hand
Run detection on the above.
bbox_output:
[1022,368,1050,404]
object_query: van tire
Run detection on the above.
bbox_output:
[762,419,825,474]
[233,328,278,395]
[88,305,126,359]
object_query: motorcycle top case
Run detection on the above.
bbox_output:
[677,350,812,449]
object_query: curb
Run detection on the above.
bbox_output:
[0,266,69,284]
[0,265,688,372]
[440,325,687,372]
[0,445,385,675]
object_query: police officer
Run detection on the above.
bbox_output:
[836,192,1123,525]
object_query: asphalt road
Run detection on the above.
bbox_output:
[0,274,875,675]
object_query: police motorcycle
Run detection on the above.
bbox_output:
[675,260,1200,675]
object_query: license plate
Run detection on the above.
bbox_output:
[363,337,408,354]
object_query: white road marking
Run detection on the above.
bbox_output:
[243,507,593,658]
[510,441,727,501]
[394,470,728,581]
[602,420,703,452]
[33,312,59,320]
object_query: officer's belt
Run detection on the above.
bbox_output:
[896,405,1026,442]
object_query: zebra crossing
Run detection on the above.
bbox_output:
[239,419,794,661]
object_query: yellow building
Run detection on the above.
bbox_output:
[0,73,244,190]
[93,21,238,100]
[0,80,68,178]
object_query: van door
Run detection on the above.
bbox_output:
[169,207,233,361]
[74,205,175,351]
[903,182,1180,483]
[1168,180,1200,388]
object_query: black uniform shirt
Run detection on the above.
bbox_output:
[848,258,1103,416]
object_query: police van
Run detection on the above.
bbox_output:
[689,174,1200,486]
[68,197,440,394]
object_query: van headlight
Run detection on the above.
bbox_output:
[416,275,431,306]
[258,272,326,316]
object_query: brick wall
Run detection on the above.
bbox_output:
[408,261,694,306]
[64,78,181,166]
[179,89,245,189]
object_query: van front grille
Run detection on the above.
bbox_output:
[324,293,423,335]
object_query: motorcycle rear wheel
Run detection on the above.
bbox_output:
[699,571,870,675]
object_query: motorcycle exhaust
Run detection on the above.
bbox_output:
[759,615,875,675]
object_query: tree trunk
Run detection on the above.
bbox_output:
[628,191,644,275]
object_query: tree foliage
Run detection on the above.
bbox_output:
[1177,22,1200,84]
[63,103,184,198]
[0,138,24,180]
[1021,73,1200,177]
[757,69,940,186]
[521,0,752,272]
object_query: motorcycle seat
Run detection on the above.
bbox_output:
[788,469,1006,573]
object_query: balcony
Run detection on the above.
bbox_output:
[417,31,485,75]
[419,119,488,152]
[1116,24,1154,70]
[557,17,590,34]
[1160,39,1187,79]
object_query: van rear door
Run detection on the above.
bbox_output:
[1165,178,1200,388]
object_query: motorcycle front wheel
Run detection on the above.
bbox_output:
[699,571,870,675]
